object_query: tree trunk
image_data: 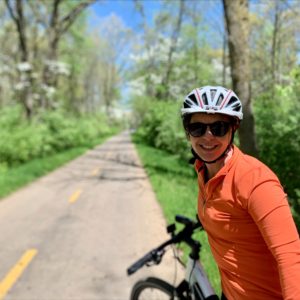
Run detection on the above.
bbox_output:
[222,31,227,87]
[42,0,96,108]
[134,0,154,97]
[190,1,200,83]
[157,0,185,100]
[271,1,281,95]
[223,0,259,157]
[5,0,33,120]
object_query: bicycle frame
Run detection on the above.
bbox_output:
[185,257,218,300]
[127,215,219,300]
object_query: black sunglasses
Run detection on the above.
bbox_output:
[186,121,231,137]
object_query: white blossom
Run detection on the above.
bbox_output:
[17,62,32,72]
[41,84,56,98]
[169,84,182,98]
[45,60,70,76]
[32,93,40,100]
[127,77,146,96]
[0,64,12,75]
[15,81,30,91]
[150,73,162,85]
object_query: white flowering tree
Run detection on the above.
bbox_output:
[129,0,219,103]
[4,0,96,119]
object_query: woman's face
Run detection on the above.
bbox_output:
[188,113,233,163]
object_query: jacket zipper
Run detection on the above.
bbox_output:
[202,198,206,216]
[202,183,209,217]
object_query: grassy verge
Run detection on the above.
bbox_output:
[133,140,221,295]
[0,134,115,199]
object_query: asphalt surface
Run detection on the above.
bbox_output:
[0,132,184,300]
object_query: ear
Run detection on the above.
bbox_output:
[233,124,239,132]
[232,119,240,132]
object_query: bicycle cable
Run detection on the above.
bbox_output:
[171,244,178,287]
[188,259,197,288]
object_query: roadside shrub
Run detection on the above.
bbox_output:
[0,105,117,166]
[0,123,48,164]
[254,85,300,229]
[133,99,190,161]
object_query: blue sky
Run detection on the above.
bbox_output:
[89,0,161,31]
[88,0,164,107]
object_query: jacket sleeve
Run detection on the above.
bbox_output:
[247,171,300,300]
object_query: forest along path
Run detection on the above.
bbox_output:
[0,131,184,300]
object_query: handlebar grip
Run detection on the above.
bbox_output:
[127,251,154,275]
[175,215,193,225]
[176,215,203,232]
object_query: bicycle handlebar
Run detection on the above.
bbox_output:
[127,215,202,276]
[127,250,158,275]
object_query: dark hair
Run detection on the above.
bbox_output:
[182,114,192,138]
[182,114,192,130]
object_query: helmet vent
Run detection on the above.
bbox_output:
[202,93,208,105]
[216,94,224,106]
[188,94,198,106]
[232,103,242,112]
[226,96,238,107]
[210,89,216,99]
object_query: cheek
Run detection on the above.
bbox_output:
[189,136,199,148]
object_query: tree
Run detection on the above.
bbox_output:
[223,0,259,157]
[249,1,300,98]
[157,0,185,100]
[5,0,34,119]
[42,0,96,89]
[4,0,96,119]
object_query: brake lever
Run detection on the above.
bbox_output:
[149,249,165,266]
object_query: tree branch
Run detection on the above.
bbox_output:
[4,0,18,23]
[50,0,61,29]
[27,0,48,29]
[5,0,28,61]
[58,0,97,37]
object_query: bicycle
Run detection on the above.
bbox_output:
[127,215,219,300]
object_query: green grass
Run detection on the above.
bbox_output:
[133,141,221,295]
[0,135,114,199]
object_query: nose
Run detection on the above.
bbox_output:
[202,126,214,138]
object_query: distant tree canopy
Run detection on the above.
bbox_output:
[0,0,132,120]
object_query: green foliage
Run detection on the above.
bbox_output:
[133,98,190,161]
[253,84,300,229]
[0,105,118,166]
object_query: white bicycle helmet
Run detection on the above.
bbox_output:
[181,86,243,120]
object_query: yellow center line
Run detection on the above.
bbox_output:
[0,249,38,299]
[69,189,82,203]
[91,168,100,176]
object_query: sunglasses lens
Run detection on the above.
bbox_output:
[210,121,230,137]
[187,121,230,137]
[187,123,206,137]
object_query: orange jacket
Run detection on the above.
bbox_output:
[195,146,300,300]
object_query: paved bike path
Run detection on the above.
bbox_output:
[0,131,183,300]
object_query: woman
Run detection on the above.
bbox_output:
[181,86,300,299]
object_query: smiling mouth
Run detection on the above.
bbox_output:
[200,145,217,150]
